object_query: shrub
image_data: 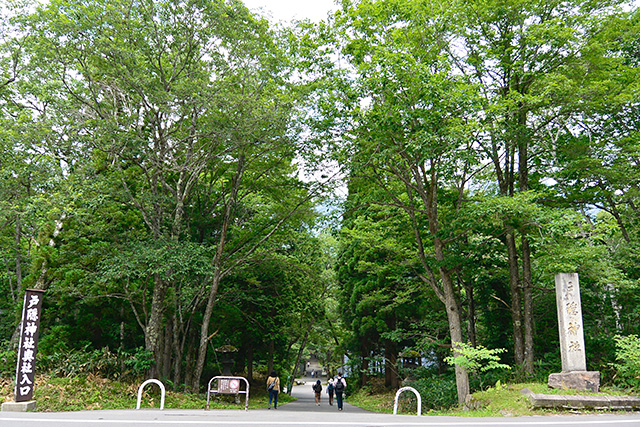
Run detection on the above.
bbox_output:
[0,348,17,376]
[405,374,458,411]
[37,346,154,382]
[612,334,640,391]
[444,342,511,390]
[39,346,119,378]
[445,343,510,374]
[121,347,154,378]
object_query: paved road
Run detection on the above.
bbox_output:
[1,380,639,427]
[278,379,367,413]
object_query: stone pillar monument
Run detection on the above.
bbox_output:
[548,273,600,392]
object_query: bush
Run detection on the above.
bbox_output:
[38,346,154,382]
[357,377,387,395]
[445,343,510,374]
[40,346,117,378]
[612,334,640,391]
[404,374,458,411]
[0,348,17,377]
[38,325,78,355]
[122,347,154,378]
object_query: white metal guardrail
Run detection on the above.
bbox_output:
[136,379,165,410]
[393,386,421,416]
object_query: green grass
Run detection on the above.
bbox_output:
[348,382,638,417]
[1,375,634,416]
[0,374,295,412]
[454,382,543,416]
[346,389,397,414]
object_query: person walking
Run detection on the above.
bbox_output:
[312,379,322,405]
[334,373,347,411]
[266,371,280,409]
[326,377,335,406]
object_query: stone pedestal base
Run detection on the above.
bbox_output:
[523,388,640,410]
[548,371,600,392]
[2,400,37,412]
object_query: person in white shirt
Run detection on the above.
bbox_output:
[334,373,347,411]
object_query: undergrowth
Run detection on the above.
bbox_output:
[348,381,638,417]
[1,374,635,416]
[0,374,294,411]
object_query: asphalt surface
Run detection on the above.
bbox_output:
[1,379,639,427]
[276,379,367,413]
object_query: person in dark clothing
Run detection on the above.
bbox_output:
[326,377,335,405]
[312,379,322,405]
[334,373,346,410]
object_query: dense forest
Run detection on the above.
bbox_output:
[1,0,639,408]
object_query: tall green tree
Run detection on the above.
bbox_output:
[338,202,430,389]
[1,0,74,344]
[307,0,484,404]
[18,0,316,387]
[444,0,635,373]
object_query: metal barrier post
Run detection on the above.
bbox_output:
[393,386,422,416]
[136,379,165,410]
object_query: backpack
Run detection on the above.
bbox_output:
[268,379,276,390]
[335,378,345,392]
[313,383,322,393]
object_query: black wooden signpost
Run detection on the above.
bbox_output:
[14,289,45,402]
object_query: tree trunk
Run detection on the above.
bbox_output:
[192,154,245,391]
[521,234,534,374]
[410,175,469,405]
[3,255,15,303]
[360,346,370,387]
[505,229,524,365]
[463,278,477,347]
[516,106,534,374]
[184,330,196,388]
[606,197,631,243]
[146,273,166,378]
[192,270,222,391]
[605,282,622,331]
[246,345,254,381]
[11,213,65,347]
[384,342,399,389]
[14,215,22,292]
[119,306,125,349]
[441,267,470,406]
[430,179,469,405]
[267,339,275,375]
[161,315,173,379]
[172,310,184,386]
[156,316,166,377]
[384,316,399,388]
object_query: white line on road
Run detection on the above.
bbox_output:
[1,418,639,426]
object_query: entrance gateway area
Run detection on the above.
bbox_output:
[0,402,638,427]
[1,277,640,425]
[0,380,638,427]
